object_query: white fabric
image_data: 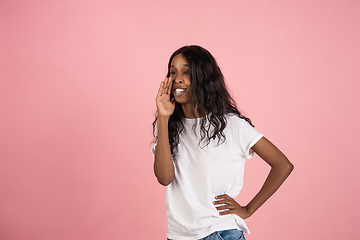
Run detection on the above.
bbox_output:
[152,114,263,240]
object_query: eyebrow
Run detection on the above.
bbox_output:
[170,64,188,67]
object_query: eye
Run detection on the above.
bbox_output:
[183,70,189,75]
[170,70,176,75]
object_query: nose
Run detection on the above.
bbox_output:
[174,74,183,83]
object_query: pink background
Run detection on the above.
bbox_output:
[1,0,359,239]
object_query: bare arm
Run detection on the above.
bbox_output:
[244,137,294,216]
[153,77,175,186]
[214,137,294,218]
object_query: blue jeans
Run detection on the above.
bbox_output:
[168,229,245,240]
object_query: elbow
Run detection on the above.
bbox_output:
[289,162,294,172]
[157,177,173,186]
[273,159,294,176]
[156,173,174,186]
[285,161,294,175]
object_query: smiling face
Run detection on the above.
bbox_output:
[170,54,192,107]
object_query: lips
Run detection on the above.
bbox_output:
[174,87,187,97]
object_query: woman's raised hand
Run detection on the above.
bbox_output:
[156,77,175,118]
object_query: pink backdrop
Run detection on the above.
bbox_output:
[1,0,359,239]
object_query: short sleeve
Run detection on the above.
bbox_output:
[151,123,158,158]
[239,119,263,159]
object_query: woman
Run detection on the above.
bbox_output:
[152,45,293,240]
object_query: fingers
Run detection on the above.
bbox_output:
[215,194,231,199]
[157,77,172,97]
[157,81,165,97]
[213,194,251,219]
[164,77,172,96]
[214,202,236,216]
[213,194,238,215]
[213,194,232,204]
[215,204,236,211]
[219,210,233,215]
[213,200,236,209]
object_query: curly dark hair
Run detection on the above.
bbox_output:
[153,45,253,157]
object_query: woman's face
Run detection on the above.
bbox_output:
[170,53,192,106]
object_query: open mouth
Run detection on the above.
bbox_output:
[174,87,187,97]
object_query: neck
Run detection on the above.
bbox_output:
[182,103,200,118]
[181,103,208,118]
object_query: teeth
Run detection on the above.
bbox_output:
[175,89,185,94]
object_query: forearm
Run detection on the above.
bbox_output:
[154,116,174,186]
[246,161,293,215]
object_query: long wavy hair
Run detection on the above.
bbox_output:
[153,45,253,157]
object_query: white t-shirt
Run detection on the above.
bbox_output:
[152,114,263,240]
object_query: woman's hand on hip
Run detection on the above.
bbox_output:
[213,194,252,219]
